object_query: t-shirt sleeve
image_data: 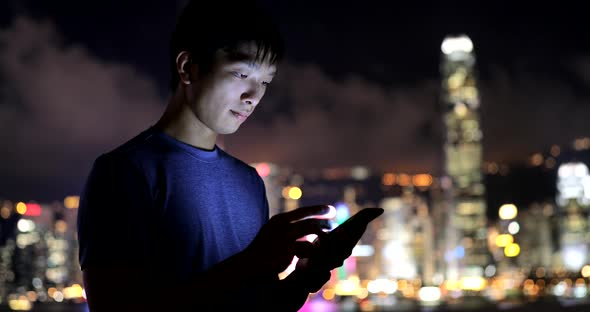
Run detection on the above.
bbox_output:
[76,154,154,270]
[256,171,270,221]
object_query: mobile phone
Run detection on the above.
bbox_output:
[329,207,383,237]
[310,207,383,270]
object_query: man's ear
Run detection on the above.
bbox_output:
[176,51,194,85]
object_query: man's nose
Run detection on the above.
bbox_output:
[241,82,265,106]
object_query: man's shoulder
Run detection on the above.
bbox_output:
[89,127,163,175]
[218,148,258,173]
[102,127,162,160]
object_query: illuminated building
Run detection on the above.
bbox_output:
[556,162,590,272]
[439,34,490,282]
[516,203,555,271]
[377,192,434,284]
[0,199,84,304]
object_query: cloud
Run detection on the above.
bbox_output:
[0,16,163,199]
[224,58,590,175]
[479,63,590,162]
[1,15,589,201]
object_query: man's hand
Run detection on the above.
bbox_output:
[263,255,332,312]
[291,257,332,293]
[244,205,333,275]
[306,207,384,271]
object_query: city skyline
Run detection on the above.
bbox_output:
[0,0,589,201]
[2,155,590,311]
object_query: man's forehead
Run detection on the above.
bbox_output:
[222,44,278,72]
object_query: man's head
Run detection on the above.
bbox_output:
[169,0,284,91]
[168,0,284,135]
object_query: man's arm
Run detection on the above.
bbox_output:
[82,205,334,311]
[252,259,332,312]
[83,249,268,311]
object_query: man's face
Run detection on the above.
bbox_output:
[189,43,277,135]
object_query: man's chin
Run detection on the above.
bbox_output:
[217,126,240,135]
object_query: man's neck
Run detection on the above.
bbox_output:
[154,89,217,151]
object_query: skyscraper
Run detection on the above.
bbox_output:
[556,162,590,272]
[439,34,490,285]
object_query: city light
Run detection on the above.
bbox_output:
[55,220,68,233]
[453,102,468,117]
[0,205,10,219]
[441,34,474,54]
[382,173,395,186]
[24,203,41,216]
[484,265,496,277]
[550,144,561,157]
[418,286,441,302]
[282,186,302,200]
[287,186,302,200]
[460,276,486,291]
[447,70,466,89]
[507,221,520,234]
[397,174,411,186]
[63,284,84,299]
[573,137,590,150]
[351,166,370,180]
[563,246,587,271]
[8,295,32,311]
[530,153,544,166]
[557,162,590,206]
[558,162,589,178]
[17,219,35,233]
[16,202,26,214]
[351,245,374,257]
[412,174,433,187]
[582,265,590,278]
[334,202,350,224]
[504,243,521,257]
[322,288,335,301]
[545,157,556,169]
[535,267,546,278]
[64,196,80,209]
[334,276,362,296]
[367,278,397,294]
[495,234,514,247]
[254,162,271,178]
[498,204,518,220]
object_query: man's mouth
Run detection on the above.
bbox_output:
[230,110,249,122]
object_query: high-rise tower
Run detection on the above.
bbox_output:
[439,34,490,285]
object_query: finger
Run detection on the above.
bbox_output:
[275,205,333,223]
[289,218,332,240]
[355,208,384,223]
[293,241,315,258]
[332,208,384,235]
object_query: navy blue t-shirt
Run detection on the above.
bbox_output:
[76,126,269,285]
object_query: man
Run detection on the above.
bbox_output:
[77,1,381,311]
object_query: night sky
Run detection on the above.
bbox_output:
[0,0,589,202]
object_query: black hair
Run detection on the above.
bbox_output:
[169,0,285,91]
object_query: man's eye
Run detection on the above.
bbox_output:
[262,81,270,86]
[233,72,248,79]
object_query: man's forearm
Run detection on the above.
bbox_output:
[257,272,313,311]
[180,249,275,309]
[257,262,332,311]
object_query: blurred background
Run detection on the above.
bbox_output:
[1,0,590,311]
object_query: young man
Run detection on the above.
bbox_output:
[77,1,382,311]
